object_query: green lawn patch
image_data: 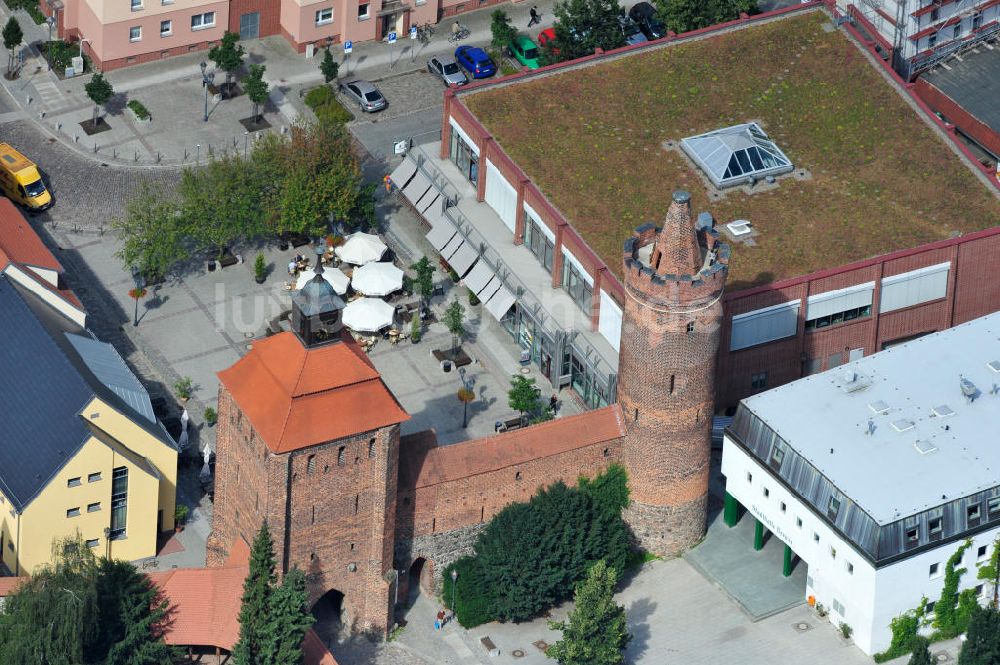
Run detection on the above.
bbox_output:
[464,11,1000,289]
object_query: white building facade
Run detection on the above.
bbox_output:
[845,0,1000,79]
[721,313,1000,655]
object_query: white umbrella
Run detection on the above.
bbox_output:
[351,262,404,297]
[343,298,395,332]
[295,267,350,294]
[335,232,387,265]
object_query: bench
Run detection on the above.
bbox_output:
[480,636,500,658]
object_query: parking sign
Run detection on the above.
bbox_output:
[388,31,397,44]
[410,25,418,40]
[344,40,353,54]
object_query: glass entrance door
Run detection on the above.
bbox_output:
[239,12,260,40]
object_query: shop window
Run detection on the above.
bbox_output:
[524,215,554,273]
[562,260,592,315]
[973,12,983,30]
[928,32,937,48]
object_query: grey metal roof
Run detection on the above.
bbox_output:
[65,333,156,424]
[680,122,793,188]
[922,46,1000,138]
[0,277,93,511]
[740,312,1000,526]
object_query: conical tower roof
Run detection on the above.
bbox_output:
[649,191,701,277]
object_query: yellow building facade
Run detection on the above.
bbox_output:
[0,274,179,576]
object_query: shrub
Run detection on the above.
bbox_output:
[41,40,90,73]
[443,557,494,628]
[839,622,853,639]
[303,85,335,109]
[409,316,421,343]
[127,99,150,120]
[173,376,194,400]
[203,407,217,426]
[468,288,480,306]
[314,101,354,127]
[174,504,189,524]
[3,0,45,24]
[578,463,629,517]
[873,604,923,663]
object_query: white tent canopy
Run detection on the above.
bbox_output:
[342,298,395,332]
[351,262,404,297]
[335,232,387,265]
[295,267,350,294]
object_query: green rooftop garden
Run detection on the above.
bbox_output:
[464,10,1000,290]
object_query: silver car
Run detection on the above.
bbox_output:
[338,79,387,113]
[427,56,468,87]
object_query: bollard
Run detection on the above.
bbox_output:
[74,135,79,142]
[55,122,61,130]
[94,142,98,153]
[26,96,32,105]
[156,152,161,163]
[39,111,45,118]
[134,151,139,162]
[184,149,189,161]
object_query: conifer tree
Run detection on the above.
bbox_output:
[907,636,932,665]
[234,521,278,665]
[548,560,631,665]
[319,47,339,83]
[99,559,175,665]
[261,567,315,665]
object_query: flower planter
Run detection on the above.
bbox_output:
[127,107,151,125]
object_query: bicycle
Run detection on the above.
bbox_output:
[417,21,434,45]
[447,24,471,43]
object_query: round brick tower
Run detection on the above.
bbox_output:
[617,191,730,556]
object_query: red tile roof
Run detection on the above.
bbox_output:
[400,405,625,490]
[0,199,62,272]
[0,576,27,596]
[148,566,246,651]
[218,332,409,453]
[148,559,337,664]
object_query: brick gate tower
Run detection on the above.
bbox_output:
[616,191,730,556]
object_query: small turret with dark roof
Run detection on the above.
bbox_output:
[291,249,345,346]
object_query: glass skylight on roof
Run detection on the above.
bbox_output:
[680,122,794,189]
[891,418,915,432]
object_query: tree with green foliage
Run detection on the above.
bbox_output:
[549,0,625,62]
[208,31,245,97]
[508,375,541,422]
[578,463,629,517]
[0,535,174,665]
[260,567,314,665]
[490,9,518,52]
[410,256,436,305]
[652,0,756,35]
[935,539,972,637]
[907,636,932,665]
[98,558,175,665]
[244,63,269,124]
[234,521,278,665]
[320,47,339,83]
[85,72,114,126]
[178,154,263,260]
[3,16,23,77]
[548,560,631,665]
[442,556,495,627]
[977,534,1000,608]
[350,182,379,232]
[958,604,1000,665]
[113,181,187,280]
[443,297,465,353]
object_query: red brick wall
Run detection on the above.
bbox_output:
[87,40,218,72]
[396,437,622,544]
[915,78,1000,158]
[229,0,281,38]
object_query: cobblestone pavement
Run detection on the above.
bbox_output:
[338,70,445,124]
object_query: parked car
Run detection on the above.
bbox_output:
[618,15,649,46]
[427,55,469,86]
[338,80,387,112]
[628,2,667,40]
[537,27,560,56]
[454,45,496,79]
[508,34,541,69]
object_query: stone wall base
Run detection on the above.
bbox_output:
[395,523,484,596]
[624,494,707,557]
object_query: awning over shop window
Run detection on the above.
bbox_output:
[401,169,432,208]
[426,218,457,251]
[484,285,516,321]
[389,157,417,190]
[447,241,478,277]
[415,190,441,216]
[463,260,494,296]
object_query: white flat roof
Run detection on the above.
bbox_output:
[742,313,1000,525]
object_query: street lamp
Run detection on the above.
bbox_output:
[103,526,111,559]
[45,16,55,71]
[200,61,215,122]
[457,367,475,429]
[450,568,458,614]
[130,267,145,327]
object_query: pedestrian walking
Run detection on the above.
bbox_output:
[528,6,540,27]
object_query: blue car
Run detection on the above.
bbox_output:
[454,45,496,79]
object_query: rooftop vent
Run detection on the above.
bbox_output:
[960,375,979,402]
[836,369,871,393]
[891,418,915,433]
[696,212,714,231]
[726,220,753,237]
[988,360,1000,373]
[913,440,938,455]
[868,400,890,415]
[932,404,955,418]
